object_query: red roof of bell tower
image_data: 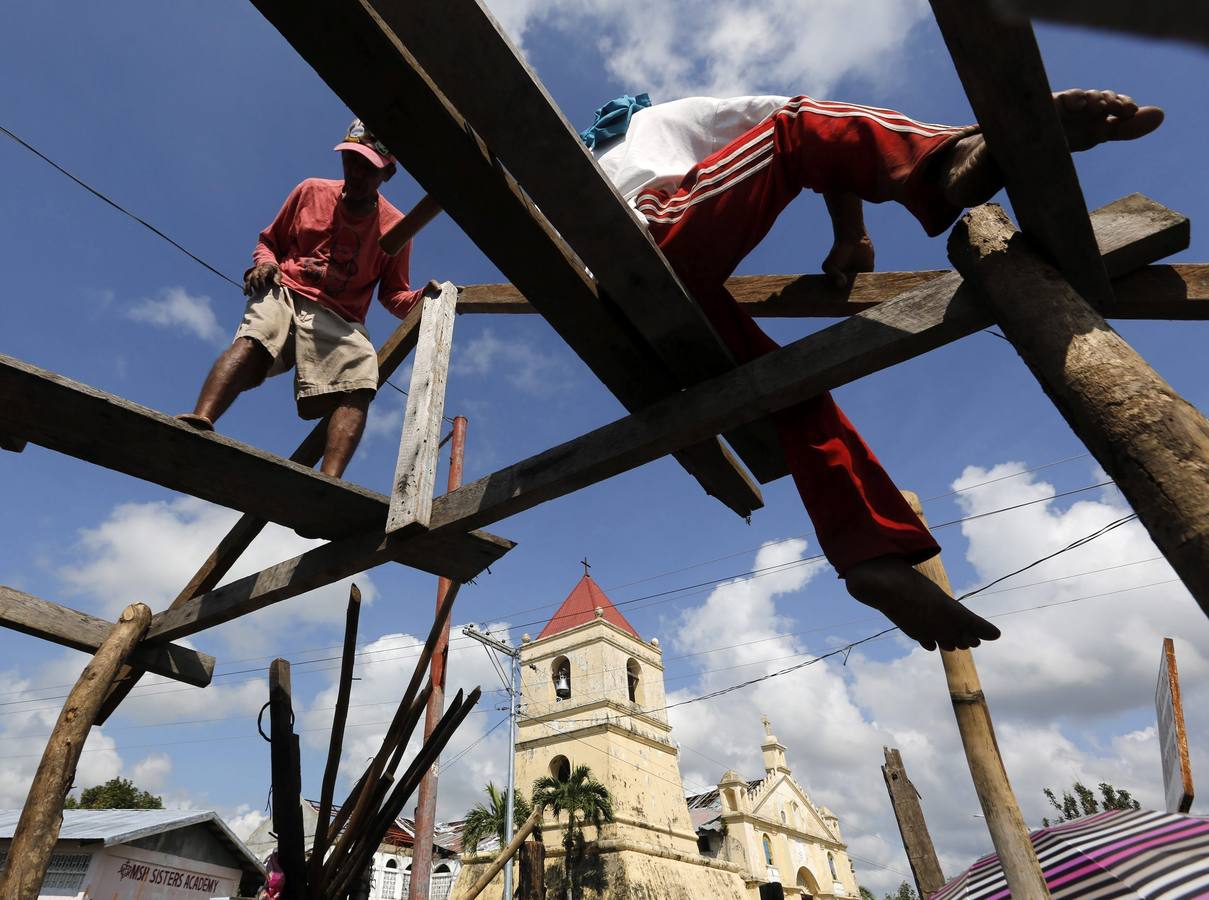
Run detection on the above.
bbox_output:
[537,572,639,641]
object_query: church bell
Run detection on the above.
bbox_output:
[555,671,571,699]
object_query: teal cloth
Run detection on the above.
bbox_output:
[578,93,651,150]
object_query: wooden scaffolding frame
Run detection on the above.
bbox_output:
[1,0,1207,896]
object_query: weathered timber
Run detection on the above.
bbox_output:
[97,300,427,726]
[421,196,1185,536]
[993,0,1209,46]
[387,282,457,534]
[930,0,1113,307]
[269,660,308,899]
[903,491,1051,898]
[461,807,545,900]
[381,192,443,256]
[248,0,762,517]
[951,203,1209,621]
[458,262,1209,321]
[0,603,151,900]
[0,430,25,452]
[881,747,946,897]
[310,584,362,887]
[0,353,509,583]
[519,840,546,900]
[0,585,214,687]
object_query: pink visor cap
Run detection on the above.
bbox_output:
[334,119,396,169]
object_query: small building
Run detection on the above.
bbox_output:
[687,718,861,899]
[0,808,264,899]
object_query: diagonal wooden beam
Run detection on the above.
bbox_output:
[0,586,214,687]
[929,0,1114,307]
[246,0,763,518]
[0,354,511,582]
[992,0,1209,46]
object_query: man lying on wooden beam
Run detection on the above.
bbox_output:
[582,89,1162,651]
[178,119,439,477]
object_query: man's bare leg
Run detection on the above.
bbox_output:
[940,88,1164,208]
[320,389,374,478]
[179,337,273,430]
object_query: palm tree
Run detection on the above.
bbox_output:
[461,782,533,856]
[531,764,615,900]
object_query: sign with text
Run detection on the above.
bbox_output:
[1155,637,1194,814]
[90,844,241,899]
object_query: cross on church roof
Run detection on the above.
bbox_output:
[762,715,772,736]
[581,557,591,576]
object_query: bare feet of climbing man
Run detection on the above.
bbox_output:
[844,555,1001,652]
[940,88,1164,209]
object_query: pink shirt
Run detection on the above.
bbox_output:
[251,178,422,323]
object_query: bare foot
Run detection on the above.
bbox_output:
[845,556,1001,652]
[175,413,214,432]
[940,88,1164,208]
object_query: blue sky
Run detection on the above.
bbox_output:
[2,0,1208,891]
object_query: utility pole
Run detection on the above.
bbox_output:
[881,747,945,897]
[463,624,520,900]
[409,416,467,900]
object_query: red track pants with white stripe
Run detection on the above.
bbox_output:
[639,96,969,574]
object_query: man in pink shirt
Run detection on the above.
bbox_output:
[178,120,434,477]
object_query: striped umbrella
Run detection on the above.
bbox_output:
[931,809,1209,899]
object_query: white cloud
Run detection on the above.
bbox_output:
[452,329,568,395]
[486,0,931,99]
[227,803,270,841]
[131,752,172,790]
[127,286,227,345]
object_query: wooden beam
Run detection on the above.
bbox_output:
[268,659,308,899]
[461,806,544,900]
[387,282,456,534]
[0,585,214,687]
[950,201,1209,622]
[247,0,762,518]
[929,0,1113,307]
[458,262,1209,321]
[0,603,151,900]
[373,0,788,485]
[992,0,1209,46]
[0,353,512,582]
[0,430,25,453]
[881,747,946,898]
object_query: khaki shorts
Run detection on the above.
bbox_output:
[235,285,378,418]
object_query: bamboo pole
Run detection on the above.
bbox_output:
[0,603,151,900]
[903,491,1051,898]
[461,807,545,900]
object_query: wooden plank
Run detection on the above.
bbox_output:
[929,0,1113,307]
[248,0,762,518]
[0,353,511,581]
[372,0,788,487]
[951,202,1209,623]
[993,0,1209,46]
[881,747,946,897]
[0,430,25,453]
[0,586,214,687]
[0,604,151,900]
[422,194,1185,534]
[387,282,456,534]
[268,659,308,899]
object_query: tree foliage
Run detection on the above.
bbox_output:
[859,888,877,900]
[1041,781,1140,827]
[461,782,533,856]
[64,777,163,810]
[531,764,615,898]
[882,883,918,900]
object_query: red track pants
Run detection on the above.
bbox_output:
[640,96,969,574]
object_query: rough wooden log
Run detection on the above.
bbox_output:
[519,840,546,900]
[387,283,456,534]
[903,491,1051,899]
[381,192,443,256]
[247,0,763,518]
[268,660,307,899]
[992,0,1209,46]
[0,585,214,687]
[951,202,1209,622]
[461,806,545,900]
[0,603,151,900]
[930,0,1112,307]
[881,747,946,897]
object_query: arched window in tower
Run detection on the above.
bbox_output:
[827,852,838,881]
[626,658,642,704]
[762,833,774,866]
[549,754,571,783]
[552,656,571,700]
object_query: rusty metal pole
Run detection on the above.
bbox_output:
[407,415,466,900]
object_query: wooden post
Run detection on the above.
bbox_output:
[519,840,546,900]
[380,193,443,256]
[461,806,544,900]
[950,204,1209,622]
[269,659,307,899]
[881,747,946,897]
[387,282,457,535]
[903,491,1051,898]
[0,602,150,900]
